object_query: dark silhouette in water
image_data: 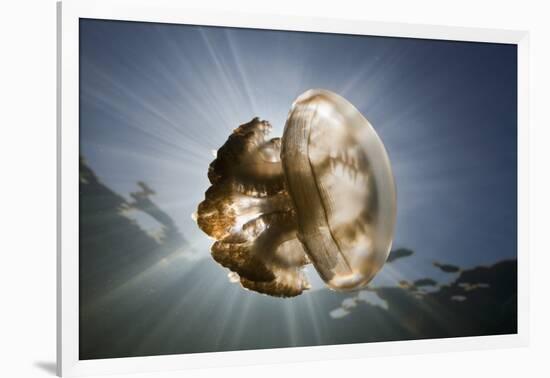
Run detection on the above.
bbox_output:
[128,181,186,245]
[79,157,190,358]
[79,158,517,360]
[414,278,438,287]
[387,248,414,263]
[433,261,461,273]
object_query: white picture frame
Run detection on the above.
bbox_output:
[57,0,529,376]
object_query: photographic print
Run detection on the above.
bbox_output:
[78,18,517,360]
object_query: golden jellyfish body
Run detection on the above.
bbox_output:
[196,89,396,297]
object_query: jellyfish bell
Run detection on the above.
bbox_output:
[195,89,396,297]
[282,89,396,291]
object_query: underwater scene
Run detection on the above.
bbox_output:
[79,19,517,359]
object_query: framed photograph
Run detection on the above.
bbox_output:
[57,0,529,376]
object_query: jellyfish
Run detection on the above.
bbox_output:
[195,89,396,297]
